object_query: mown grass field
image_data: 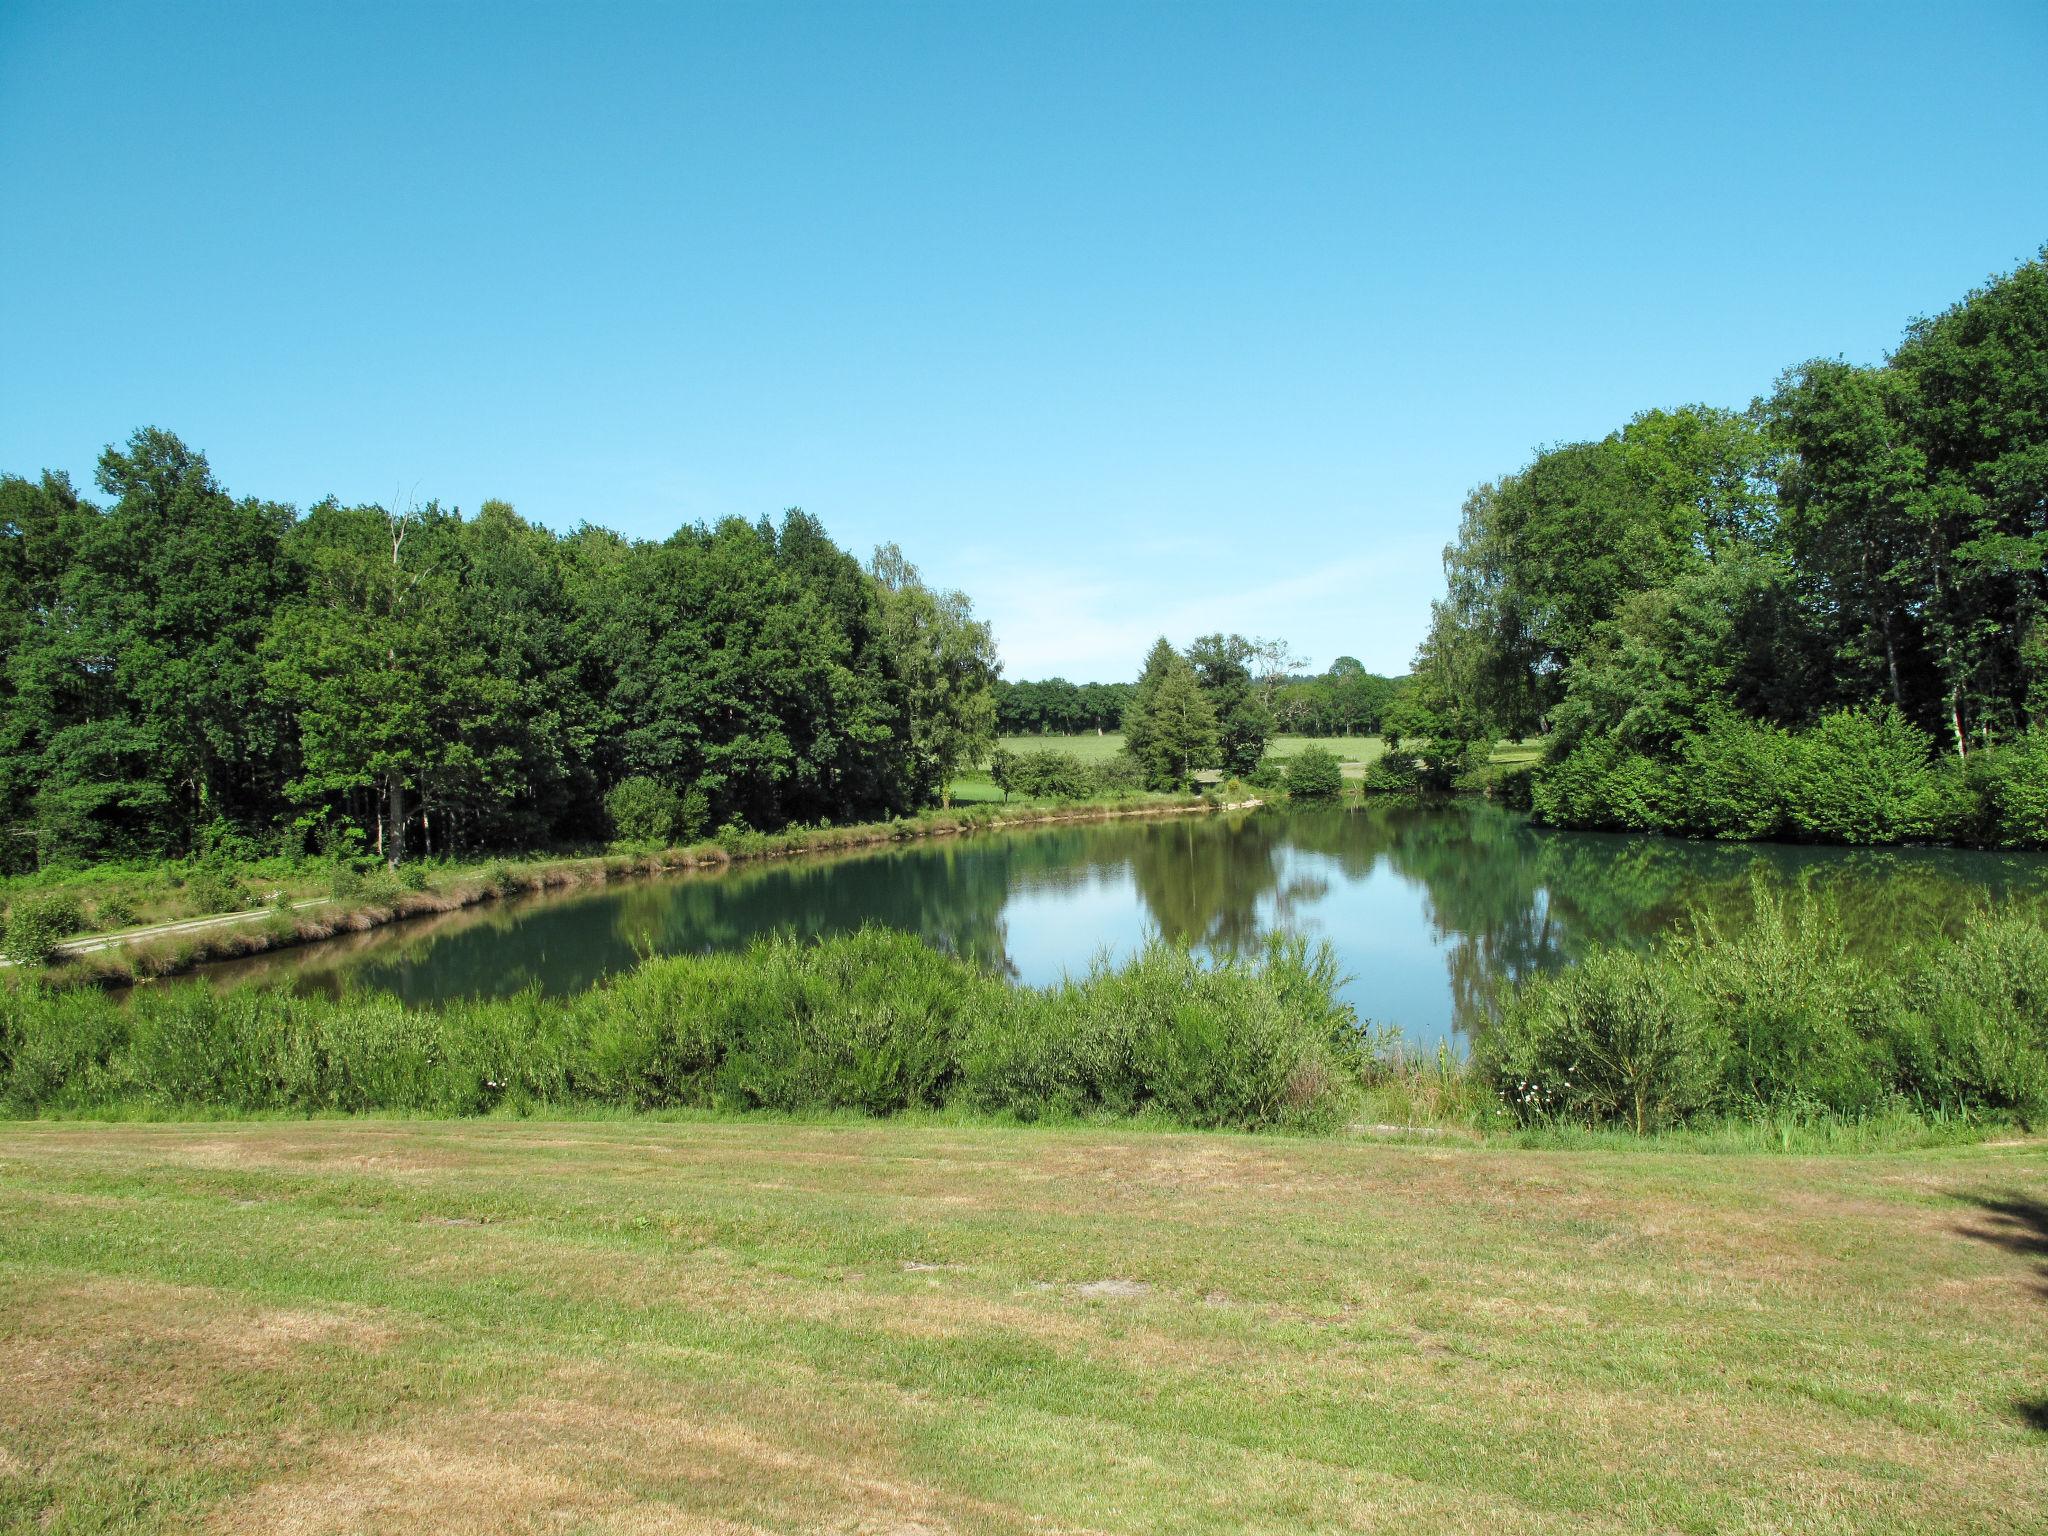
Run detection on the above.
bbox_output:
[953,734,1543,802]
[3,1118,2043,1533]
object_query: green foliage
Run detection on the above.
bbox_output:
[0,931,1351,1131]
[181,866,251,917]
[1,433,997,872]
[605,775,686,844]
[92,894,138,929]
[1085,752,1148,796]
[1478,891,2048,1132]
[1532,705,1962,846]
[1284,744,1344,798]
[995,750,1091,800]
[1898,915,2048,1114]
[1781,707,1935,843]
[1422,251,2048,849]
[2,893,84,966]
[1483,949,1720,1134]
[1360,750,1424,793]
[1124,646,1219,790]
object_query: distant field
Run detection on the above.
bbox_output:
[993,732,1390,776]
[2,1119,2041,1533]
[952,735,1542,802]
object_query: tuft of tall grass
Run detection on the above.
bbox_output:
[0,929,1355,1131]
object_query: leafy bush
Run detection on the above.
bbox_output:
[1783,707,1935,843]
[2,893,85,967]
[1941,733,2048,849]
[1284,745,1344,798]
[1086,752,1149,797]
[182,867,250,916]
[1897,914,2048,1116]
[93,895,138,930]
[606,775,686,844]
[1678,714,1793,839]
[1536,706,1963,846]
[1672,886,1901,1114]
[329,862,366,900]
[1531,736,1679,831]
[995,750,1091,801]
[1360,749,1423,794]
[0,930,1351,1131]
[959,939,1346,1129]
[1481,948,1719,1133]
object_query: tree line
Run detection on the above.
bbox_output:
[1407,248,2048,846]
[0,430,998,871]
[999,657,1403,741]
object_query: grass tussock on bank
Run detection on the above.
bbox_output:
[6,888,2046,1150]
[0,931,1348,1131]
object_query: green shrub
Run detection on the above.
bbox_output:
[359,868,404,906]
[1948,733,2048,849]
[1001,750,1091,801]
[1898,914,2048,1118]
[183,867,250,916]
[960,939,1346,1129]
[1478,761,1536,810]
[1531,737,1679,831]
[2,894,84,967]
[1671,886,1901,1114]
[1783,707,1936,843]
[0,929,1350,1131]
[93,895,139,930]
[329,862,366,900]
[1086,752,1149,797]
[606,775,686,844]
[1284,745,1344,799]
[1679,714,1794,839]
[1482,949,1719,1134]
[1361,749,1423,794]
[398,861,428,892]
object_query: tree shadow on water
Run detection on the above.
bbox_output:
[1953,1193,2048,1435]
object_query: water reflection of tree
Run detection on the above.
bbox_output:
[1122,814,1298,952]
[611,835,1021,975]
[1359,804,2048,1035]
[198,804,2048,1029]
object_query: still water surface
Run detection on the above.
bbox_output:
[199,803,2048,1052]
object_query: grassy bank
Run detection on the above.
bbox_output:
[2,1117,2042,1533]
[1,793,1229,985]
[0,931,1352,1129]
[6,898,2046,1144]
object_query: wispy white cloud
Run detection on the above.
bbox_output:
[954,532,1444,681]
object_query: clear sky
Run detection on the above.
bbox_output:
[3,2,2044,682]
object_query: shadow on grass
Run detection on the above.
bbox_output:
[1956,1193,2048,1288]
[1954,1193,2048,1435]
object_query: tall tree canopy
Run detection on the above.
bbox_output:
[0,432,998,869]
[1419,249,2048,846]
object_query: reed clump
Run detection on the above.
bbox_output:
[0,929,1354,1131]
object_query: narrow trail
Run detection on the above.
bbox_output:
[0,898,334,967]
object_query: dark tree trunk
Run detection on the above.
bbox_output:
[386,776,407,868]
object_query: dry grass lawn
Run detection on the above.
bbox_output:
[2,1119,2044,1533]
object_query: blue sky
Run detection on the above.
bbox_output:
[3,2,2044,681]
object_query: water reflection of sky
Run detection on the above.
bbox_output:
[190,803,2048,1057]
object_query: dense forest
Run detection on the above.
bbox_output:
[1407,249,2048,847]
[0,433,998,872]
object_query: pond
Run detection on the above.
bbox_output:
[194,802,2048,1053]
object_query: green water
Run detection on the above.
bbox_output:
[197,802,2048,1051]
